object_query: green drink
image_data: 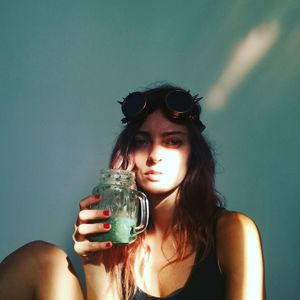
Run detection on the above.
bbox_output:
[90,169,149,244]
[91,215,137,244]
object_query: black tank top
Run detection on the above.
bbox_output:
[133,210,226,300]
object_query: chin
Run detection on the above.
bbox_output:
[139,182,179,197]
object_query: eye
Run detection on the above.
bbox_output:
[164,137,183,148]
[132,136,150,148]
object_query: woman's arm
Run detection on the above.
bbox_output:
[73,195,119,300]
[82,262,118,300]
[217,211,266,300]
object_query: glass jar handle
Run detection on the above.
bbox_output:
[135,191,149,234]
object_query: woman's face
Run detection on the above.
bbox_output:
[132,109,191,197]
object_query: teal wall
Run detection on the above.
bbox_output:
[1,1,299,298]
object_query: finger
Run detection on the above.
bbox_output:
[79,194,102,211]
[79,209,111,221]
[77,223,111,235]
[72,224,86,242]
[74,240,112,256]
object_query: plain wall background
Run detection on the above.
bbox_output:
[1,1,299,299]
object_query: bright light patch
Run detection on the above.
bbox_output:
[206,21,280,110]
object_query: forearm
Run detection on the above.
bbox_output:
[74,195,122,299]
[83,263,118,300]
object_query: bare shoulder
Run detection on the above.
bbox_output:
[216,210,266,299]
[216,210,264,273]
[217,210,261,237]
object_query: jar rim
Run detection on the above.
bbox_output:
[99,169,136,182]
[99,169,135,176]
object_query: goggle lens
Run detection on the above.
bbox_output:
[165,90,195,118]
[121,92,147,118]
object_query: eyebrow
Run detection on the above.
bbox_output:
[136,130,187,137]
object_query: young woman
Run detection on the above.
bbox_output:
[0,84,265,300]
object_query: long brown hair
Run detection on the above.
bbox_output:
[104,84,223,299]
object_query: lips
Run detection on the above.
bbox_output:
[144,170,163,181]
[145,170,163,175]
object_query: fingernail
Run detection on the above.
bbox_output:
[106,242,112,248]
[94,194,100,200]
[103,223,110,229]
[103,210,110,216]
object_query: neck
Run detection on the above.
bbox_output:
[147,189,178,236]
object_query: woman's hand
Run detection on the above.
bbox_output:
[73,195,113,261]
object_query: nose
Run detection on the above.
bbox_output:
[147,144,162,165]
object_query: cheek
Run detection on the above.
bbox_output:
[164,152,188,171]
[132,151,143,168]
[132,152,146,180]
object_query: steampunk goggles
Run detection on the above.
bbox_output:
[119,90,205,132]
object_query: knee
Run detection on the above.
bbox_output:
[24,240,65,255]
[1,241,67,270]
[24,241,68,268]
[0,241,59,284]
[0,242,81,300]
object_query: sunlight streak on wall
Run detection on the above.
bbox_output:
[206,21,280,110]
